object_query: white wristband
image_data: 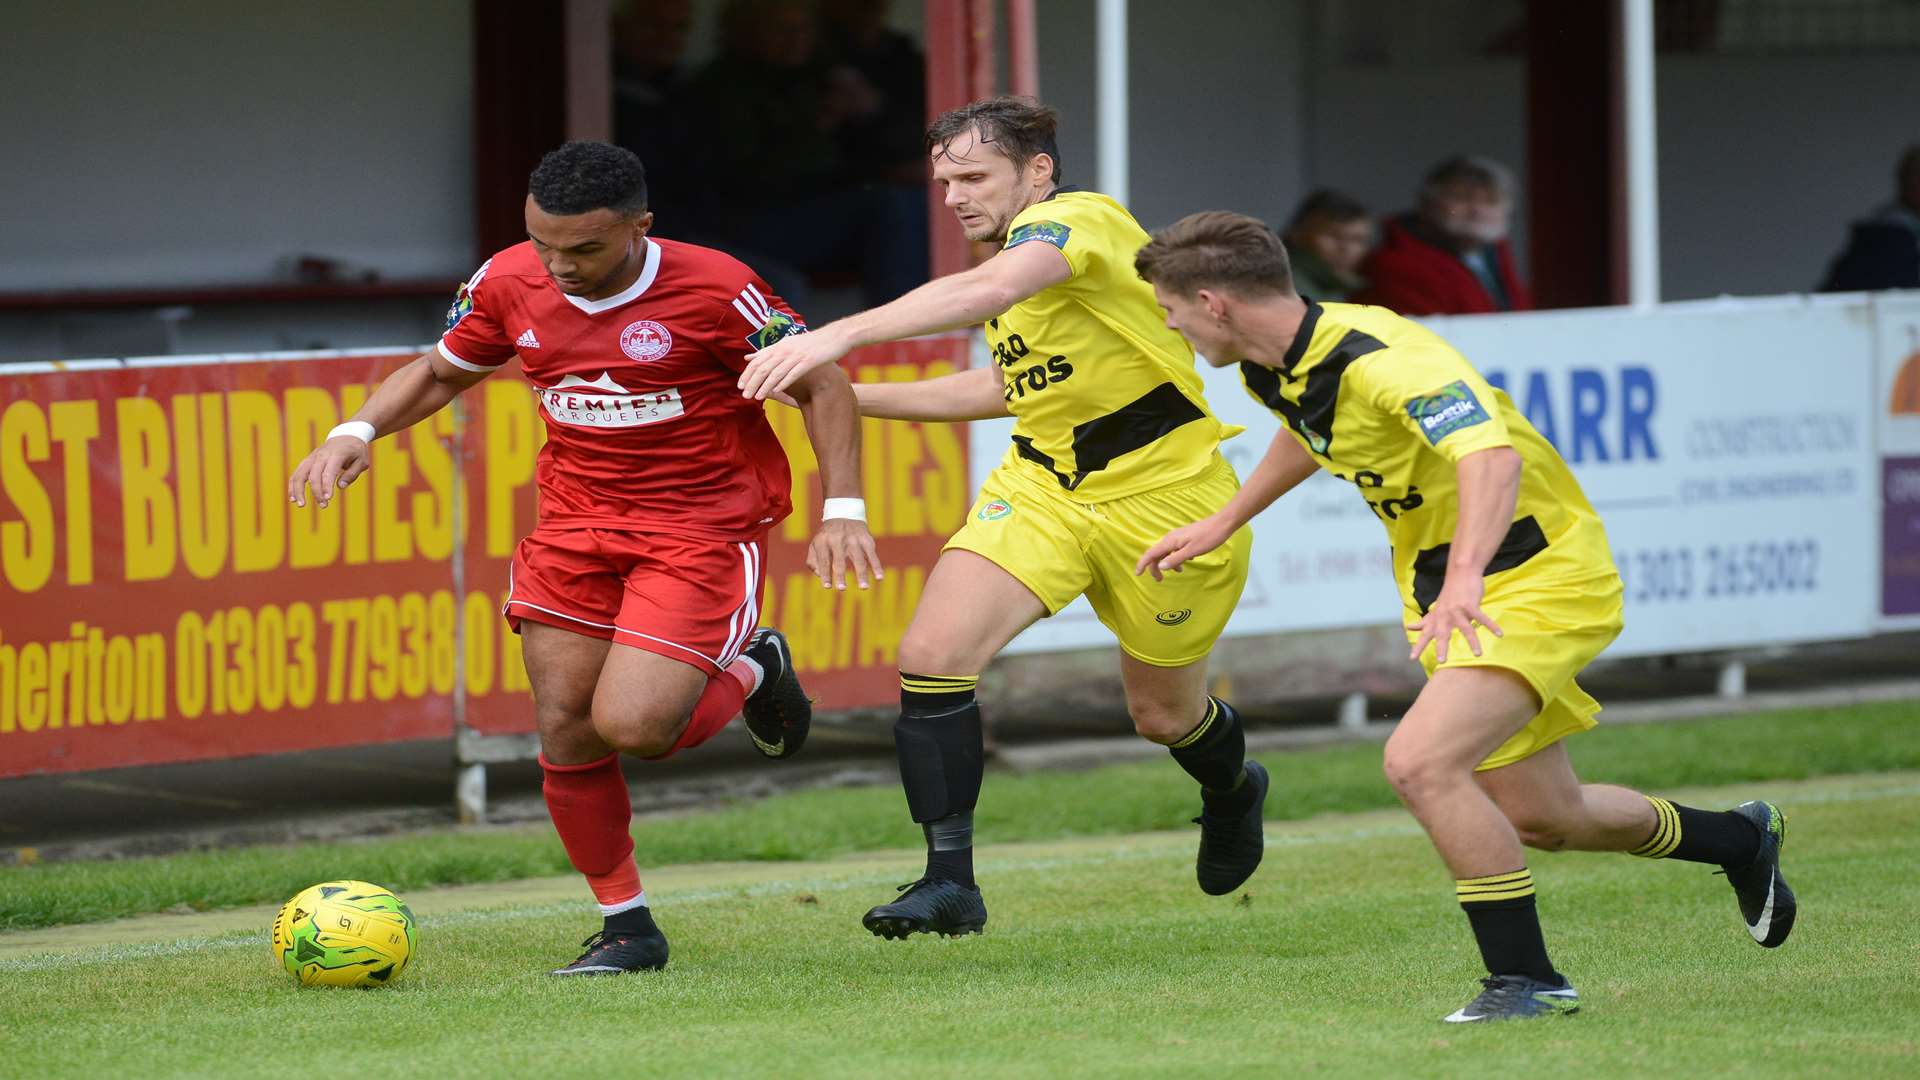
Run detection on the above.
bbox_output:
[327,421,377,444]
[822,498,867,522]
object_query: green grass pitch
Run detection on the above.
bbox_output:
[3,770,1917,1078]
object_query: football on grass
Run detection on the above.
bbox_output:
[270,880,417,987]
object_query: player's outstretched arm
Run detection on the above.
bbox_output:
[1135,430,1321,581]
[737,241,1072,400]
[287,349,490,510]
[787,362,884,591]
[852,365,1010,423]
[1406,446,1521,663]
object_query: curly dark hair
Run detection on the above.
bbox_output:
[926,96,1062,184]
[528,141,649,216]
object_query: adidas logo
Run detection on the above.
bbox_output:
[515,328,541,349]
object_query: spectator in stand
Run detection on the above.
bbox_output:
[1282,189,1373,302]
[1356,156,1532,316]
[1820,144,1920,292]
[611,0,695,216]
[820,0,927,186]
[682,0,927,307]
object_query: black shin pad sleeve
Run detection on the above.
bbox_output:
[894,701,984,823]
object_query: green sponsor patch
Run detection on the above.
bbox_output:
[747,310,807,351]
[1007,220,1071,250]
[1405,380,1491,446]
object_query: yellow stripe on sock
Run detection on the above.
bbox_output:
[1459,864,1536,899]
[1457,869,1534,905]
[1630,796,1682,858]
[900,674,979,693]
[1457,884,1538,904]
[1170,698,1221,750]
[1455,869,1533,887]
[1456,878,1535,894]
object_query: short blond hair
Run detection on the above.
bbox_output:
[1133,210,1294,297]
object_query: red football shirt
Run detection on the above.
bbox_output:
[438,238,807,539]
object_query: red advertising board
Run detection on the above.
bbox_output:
[0,339,968,776]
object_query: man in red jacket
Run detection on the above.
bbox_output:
[1357,156,1532,316]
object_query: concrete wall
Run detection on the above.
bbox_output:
[2,1,1911,362]
[1033,0,1310,234]
[1657,52,1918,300]
[1036,1,1527,269]
[1035,0,1911,303]
[0,0,475,293]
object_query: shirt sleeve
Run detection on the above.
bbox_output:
[1003,198,1100,285]
[1350,345,1513,462]
[709,273,809,373]
[436,259,517,371]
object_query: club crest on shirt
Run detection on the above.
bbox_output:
[1006,220,1071,250]
[620,320,674,362]
[977,499,1012,521]
[746,310,808,352]
[1405,380,1492,446]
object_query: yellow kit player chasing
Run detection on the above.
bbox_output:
[1132,212,1795,1023]
[737,98,1265,938]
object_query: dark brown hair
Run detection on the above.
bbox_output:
[1134,211,1294,297]
[1286,188,1369,233]
[925,95,1063,184]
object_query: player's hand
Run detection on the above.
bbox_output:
[287,436,372,510]
[807,518,884,591]
[739,326,852,401]
[1135,514,1233,582]
[1406,574,1503,664]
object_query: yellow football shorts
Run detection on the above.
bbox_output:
[1411,572,1625,771]
[945,454,1251,667]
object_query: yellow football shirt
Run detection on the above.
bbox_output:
[1239,301,1617,614]
[987,188,1235,501]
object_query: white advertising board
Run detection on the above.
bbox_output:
[977,297,1880,658]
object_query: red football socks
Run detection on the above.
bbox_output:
[654,662,755,758]
[540,752,641,906]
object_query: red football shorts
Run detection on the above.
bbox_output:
[503,524,766,676]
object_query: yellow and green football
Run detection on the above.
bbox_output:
[270,880,417,988]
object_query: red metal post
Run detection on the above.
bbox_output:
[1524,0,1621,308]
[1007,0,1038,98]
[924,0,1001,278]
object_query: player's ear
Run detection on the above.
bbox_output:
[631,210,654,239]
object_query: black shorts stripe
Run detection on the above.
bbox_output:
[1410,515,1551,614]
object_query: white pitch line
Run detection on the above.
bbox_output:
[0,826,1403,973]
[6,780,1918,974]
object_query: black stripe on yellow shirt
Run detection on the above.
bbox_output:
[1012,381,1206,491]
[1240,309,1387,457]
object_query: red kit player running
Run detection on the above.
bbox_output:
[288,142,879,975]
